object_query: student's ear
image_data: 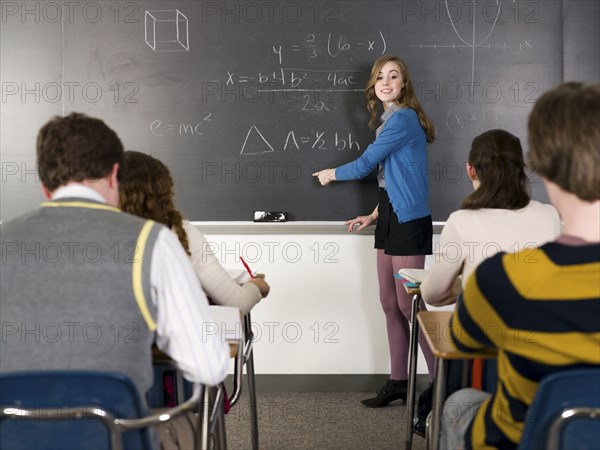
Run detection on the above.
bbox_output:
[466,164,478,181]
[109,163,120,189]
[41,183,53,200]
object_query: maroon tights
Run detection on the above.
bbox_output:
[376,249,435,382]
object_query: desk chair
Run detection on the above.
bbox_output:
[148,307,256,450]
[518,367,600,450]
[151,348,229,450]
[0,371,203,450]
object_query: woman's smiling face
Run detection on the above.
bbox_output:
[375,61,405,109]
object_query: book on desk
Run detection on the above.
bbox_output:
[394,268,429,287]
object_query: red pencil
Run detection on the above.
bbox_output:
[239,256,255,278]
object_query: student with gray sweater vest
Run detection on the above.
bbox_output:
[0,113,230,429]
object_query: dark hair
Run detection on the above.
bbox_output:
[37,112,124,192]
[528,82,600,201]
[118,151,190,254]
[365,55,436,143]
[461,129,530,210]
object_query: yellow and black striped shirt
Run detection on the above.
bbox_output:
[450,240,600,449]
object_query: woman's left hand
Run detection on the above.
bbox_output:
[312,168,336,186]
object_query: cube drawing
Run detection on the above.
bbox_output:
[145,10,189,52]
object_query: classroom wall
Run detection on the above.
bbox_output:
[195,223,448,375]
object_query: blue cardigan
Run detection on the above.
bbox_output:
[335,108,431,223]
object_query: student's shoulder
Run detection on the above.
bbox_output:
[1,207,43,232]
[525,200,560,219]
[181,220,207,242]
[444,208,483,226]
[388,107,418,125]
[119,209,163,229]
[477,242,557,292]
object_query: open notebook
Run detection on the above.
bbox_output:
[208,305,243,341]
[396,268,429,285]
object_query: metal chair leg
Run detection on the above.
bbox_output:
[430,359,447,450]
[425,411,433,450]
[200,387,212,450]
[244,313,259,450]
[405,293,421,450]
[200,385,227,450]
[214,387,227,450]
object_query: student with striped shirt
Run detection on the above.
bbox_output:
[441,82,600,449]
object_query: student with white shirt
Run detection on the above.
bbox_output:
[420,129,562,306]
[0,113,230,448]
[118,150,270,315]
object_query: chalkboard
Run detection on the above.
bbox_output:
[1,1,598,221]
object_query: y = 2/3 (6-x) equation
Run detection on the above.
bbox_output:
[149,113,212,137]
[272,30,387,63]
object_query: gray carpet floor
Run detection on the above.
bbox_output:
[225,392,427,450]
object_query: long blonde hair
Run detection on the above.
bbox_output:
[365,55,436,143]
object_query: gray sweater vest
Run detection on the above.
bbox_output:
[1,198,163,395]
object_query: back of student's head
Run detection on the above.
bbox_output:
[37,112,123,192]
[461,129,530,210]
[119,150,190,253]
[528,82,600,201]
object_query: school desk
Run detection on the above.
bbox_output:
[417,311,497,450]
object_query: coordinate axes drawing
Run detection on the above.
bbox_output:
[410,0,526,90]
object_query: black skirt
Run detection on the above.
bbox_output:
[374,188,433,256]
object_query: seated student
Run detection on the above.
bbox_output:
[119,150,270,315]
[421,129,561,306]
[0,114,230,446]
[414,129,561,435]
[442,82,600,449]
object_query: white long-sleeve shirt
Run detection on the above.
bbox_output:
[420,200,561,306]
[183,221,262,315]
[53,185,230,386]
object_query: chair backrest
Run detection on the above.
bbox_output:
[518,367,600,450]
[0,371,154,450]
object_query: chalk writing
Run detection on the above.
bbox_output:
[226,68,364,93]
[410,1,533,90]
[145,9,190,52]
[150,114,212,137]
[240,126,362,155]
[445,107,486,132]
[272,31,387,63]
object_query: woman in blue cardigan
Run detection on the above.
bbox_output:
[314,55,436,407]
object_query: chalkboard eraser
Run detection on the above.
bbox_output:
[253,211,288,222]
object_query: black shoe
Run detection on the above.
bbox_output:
[361,379,407,408]
[413,417,426,438]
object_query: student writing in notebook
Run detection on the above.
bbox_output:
[313,55,436,407]
[119,151,270,315]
